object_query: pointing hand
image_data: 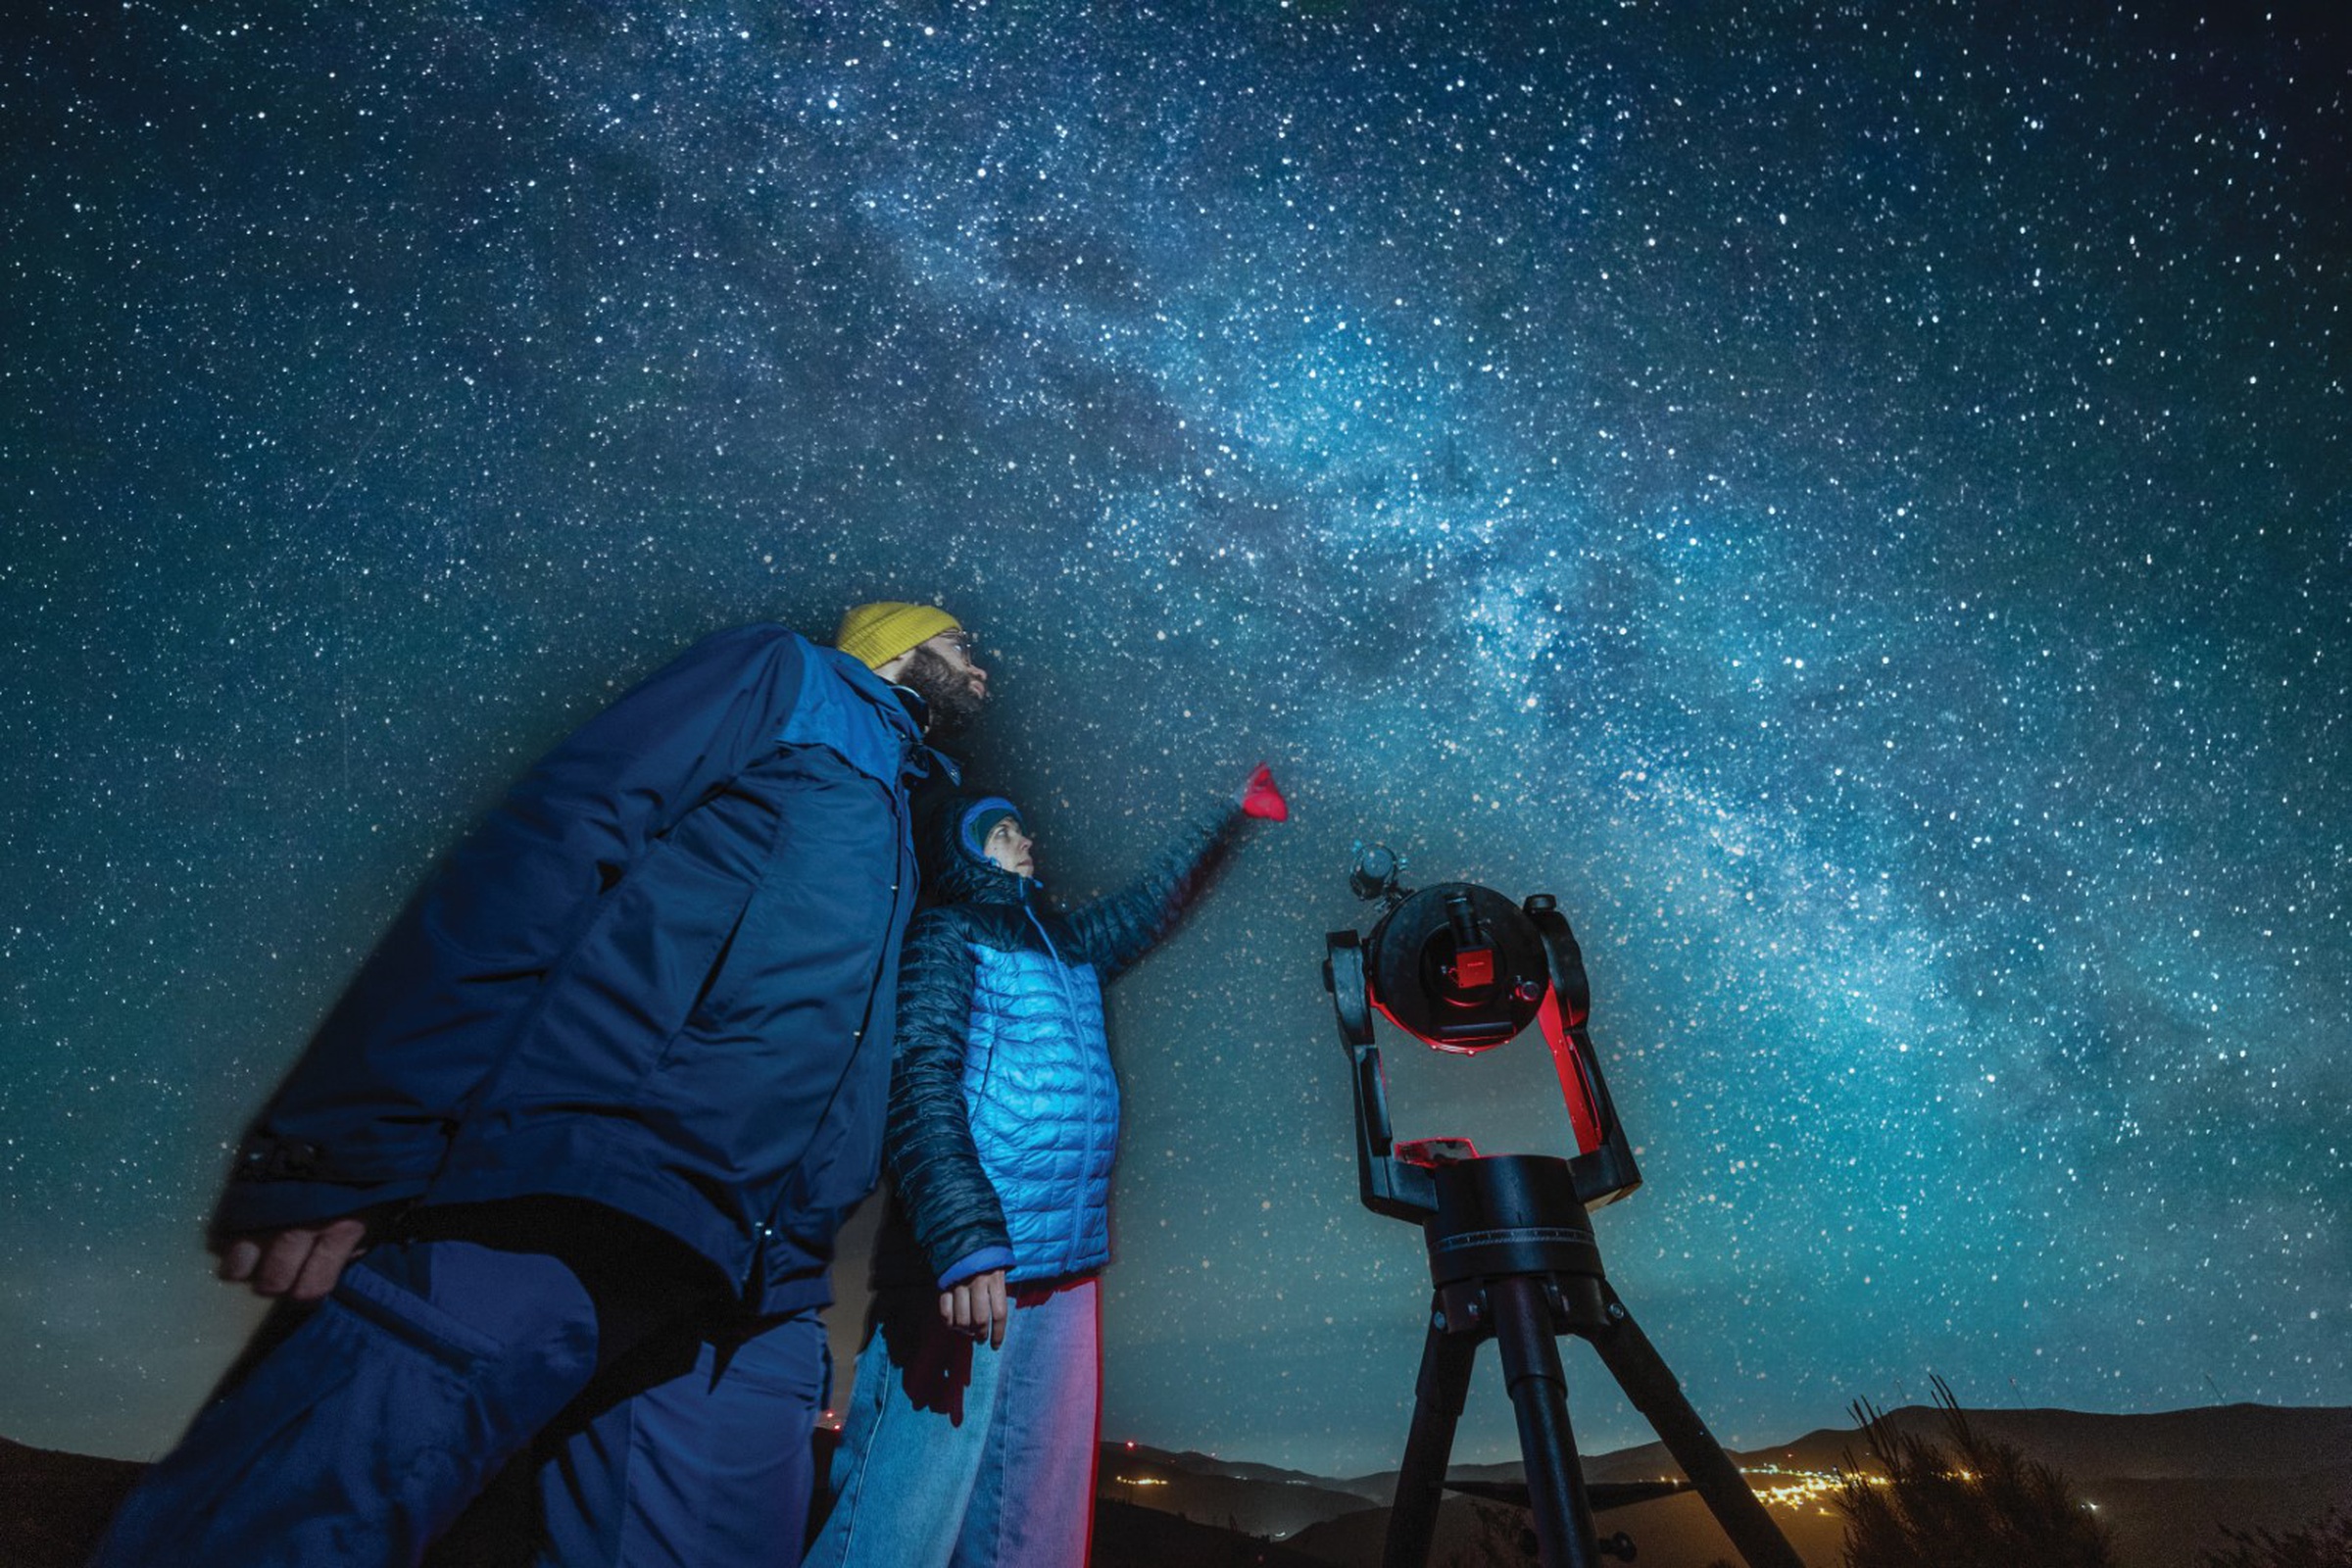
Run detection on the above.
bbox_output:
[1240,763,1289,822]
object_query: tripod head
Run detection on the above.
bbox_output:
[1323,850,1642,1222]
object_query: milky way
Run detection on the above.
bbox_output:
[4,2,2346,1476]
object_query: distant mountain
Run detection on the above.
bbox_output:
[1341,1401,2352,1494]
[10,1403,2348,1568]
[1113,1404,2352,1568]
[1100,1443,1385,1541]
[1746,1402,2352,1485]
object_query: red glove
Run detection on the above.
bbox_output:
[1240,763,1289,822]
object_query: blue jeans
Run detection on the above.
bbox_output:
[807,1277,1100,1568]
[90,1231,825,1568]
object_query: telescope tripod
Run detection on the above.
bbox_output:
[1383,1153,1804,1568]
[1323,897,1803,1568]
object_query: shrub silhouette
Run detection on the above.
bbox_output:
[2198,1507,2352,1568]
[1834,1376,2117,1568]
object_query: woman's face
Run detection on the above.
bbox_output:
[982,816,1035,879]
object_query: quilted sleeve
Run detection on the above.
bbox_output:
[886,908,1012,1278]
[1063,802,1243,983]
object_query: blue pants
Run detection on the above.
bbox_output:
[806,1277,1100,1568]
[90,1233,825,1568]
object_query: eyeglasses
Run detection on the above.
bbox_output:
[935,631,979,661]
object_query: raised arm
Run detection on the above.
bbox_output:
[1063,765,1287,981]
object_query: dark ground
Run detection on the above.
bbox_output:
[13,1406,2351,1568]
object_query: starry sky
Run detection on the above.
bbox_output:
[4,0,2346,1480]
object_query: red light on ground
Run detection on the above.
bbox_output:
[1125,1440,1137,1449]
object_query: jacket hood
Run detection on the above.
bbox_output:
[915,789,1033,907]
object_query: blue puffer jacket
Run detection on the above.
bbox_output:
[214,624,953,1312]
[875,791,1241,1289]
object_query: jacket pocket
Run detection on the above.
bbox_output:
[473,840,763,1105]
[648,890,761,1075]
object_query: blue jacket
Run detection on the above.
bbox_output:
[876,791,1239,1289]
[216,624,949,1312]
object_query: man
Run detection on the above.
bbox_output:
[94,603,987,1568]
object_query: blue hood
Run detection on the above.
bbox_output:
[916,789,1034,908]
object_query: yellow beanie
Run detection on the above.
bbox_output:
[834,602,962,670]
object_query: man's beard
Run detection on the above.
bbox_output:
[895,645,986,736]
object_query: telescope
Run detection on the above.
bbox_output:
[1324,846,1802,1568]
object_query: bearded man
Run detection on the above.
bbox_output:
[95,603,989,1568]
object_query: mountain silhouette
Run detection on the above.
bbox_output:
[9,1404,2348,1567]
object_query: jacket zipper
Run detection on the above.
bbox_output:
[742,733,918,1303]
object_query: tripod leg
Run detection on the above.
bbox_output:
[1383,1301,1479,1568]
[1487,1275,1601,1568]
[1586,1283,1805,1568]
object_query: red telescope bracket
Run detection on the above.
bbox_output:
[1324,885,1642,1223]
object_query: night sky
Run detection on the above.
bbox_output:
[5,1,2346,1480]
